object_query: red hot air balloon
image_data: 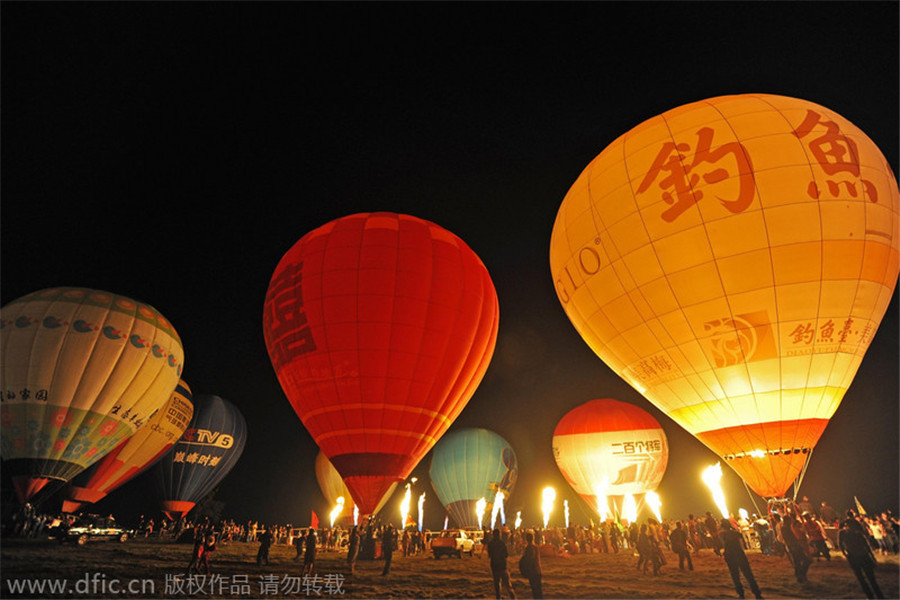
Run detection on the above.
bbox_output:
[263,213,499,514]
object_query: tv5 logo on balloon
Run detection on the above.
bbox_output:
[180,428,234,449]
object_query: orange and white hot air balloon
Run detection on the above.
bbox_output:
[60,380,194,513]
[550,94,899,499]
[553,399,668,518]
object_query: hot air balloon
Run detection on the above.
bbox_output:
[552,399,668,518]
[60,380,194,513]
[429,428,518,529]
[549,94,899,499]
[314,449,397,519]
[0,287,184,504]
[263,212,499,514]
[154,394,247,520]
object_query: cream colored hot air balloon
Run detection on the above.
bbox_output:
[314,449,397,518]
[0,287,184,503]
[61,380,194,513]
[550,94,899,499]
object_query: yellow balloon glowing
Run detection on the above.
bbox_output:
[550,94,899,498]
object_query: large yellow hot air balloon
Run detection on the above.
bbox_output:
[0,287,184,503]
[550,94,899,499]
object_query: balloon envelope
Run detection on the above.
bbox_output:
[550,94,899,498]
[0,287,184,503]
[552,399,668,510]
[429,427,518,529]
[154,394,247,519]
[264,212,499,513]
[314,450,397,517]
[61,380,194,513]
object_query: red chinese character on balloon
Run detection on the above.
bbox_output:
[638,127,756,222]
[793,110,878,203]
[789,323,815,345]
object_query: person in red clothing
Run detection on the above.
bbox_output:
[197,532,217,575]
[803,513,830,561]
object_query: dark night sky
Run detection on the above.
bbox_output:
[2,3,897,529]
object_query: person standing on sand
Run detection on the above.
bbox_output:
[487,528,516,599]
[781,514,811,583]
[382,524,396,576]
[669,521,693,571]
[520,532,543,599]
[705,512,722,556]
[256,526,275,566]
[839,518,884,599]
[187,529,204,574]
[302,528,317,576]
[720,520,763,599]
[197,532,216,576]
[347,526,360,575]
[293,529,304,561]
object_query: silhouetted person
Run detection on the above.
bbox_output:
[669,521,693,571]
[704,512,722,556]
[347,526,360,574]
[302,529,317,575]
[256,527,274,566]
[721,520,763,599]
[520,532,542,599]
[839,518,884,599]
[381,525,396,576]
[781,514,811,583]
[487,528,516,599]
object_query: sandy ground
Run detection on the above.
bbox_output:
[1,537,898,599]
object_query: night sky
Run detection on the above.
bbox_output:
[2,3,897,529]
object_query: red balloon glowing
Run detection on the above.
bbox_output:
[263,213,499,513]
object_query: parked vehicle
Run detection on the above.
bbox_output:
[50,515,131,545]
[430,529,475,558]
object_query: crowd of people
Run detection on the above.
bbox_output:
[3,497,898,599]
